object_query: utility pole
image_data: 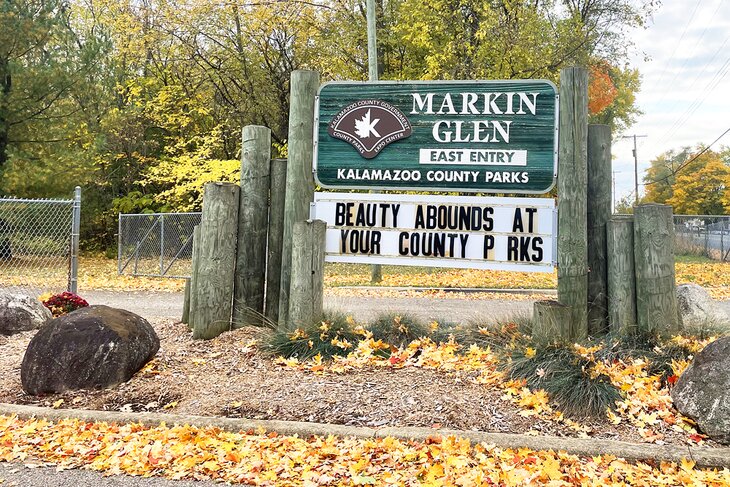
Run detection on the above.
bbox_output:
[612,171,617,214]
[367,0,377,82]
[366,0,383,283]
[620,134,647,205]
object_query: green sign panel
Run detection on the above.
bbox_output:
[314,80,558,193]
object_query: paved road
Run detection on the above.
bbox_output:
[83,289,541,323]
[82,289,730,324]
[0,461,230,487]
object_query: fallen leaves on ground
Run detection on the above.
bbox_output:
[5,256,729,299]
[0,415,728,486]
[277,334,717,445]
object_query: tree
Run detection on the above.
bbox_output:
[643,148,730,215]
[665,150,730,215]
[642,148,692,204]
[0,0,105,183]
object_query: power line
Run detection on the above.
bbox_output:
[644,126,730,186]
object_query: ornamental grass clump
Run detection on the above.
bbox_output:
[505,343,621,418]
[41,291,89,317]
[366,313,430,348]
[263,311,363,360]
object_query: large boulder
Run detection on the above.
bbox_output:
[0,291,52,335]
[671,336,730,444]
[21,305,159,395]
[676,283,728,324]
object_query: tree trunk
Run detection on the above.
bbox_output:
[0,57,11,170]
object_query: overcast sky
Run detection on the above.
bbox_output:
[612,0,730,205]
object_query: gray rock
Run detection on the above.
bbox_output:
[0,291,52,335]
[676,283,728,324]
[20,305,159,395]
[671,336,730,444]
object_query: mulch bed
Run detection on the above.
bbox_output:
[0,320,713,447]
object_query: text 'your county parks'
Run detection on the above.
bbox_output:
[334,201,546,264]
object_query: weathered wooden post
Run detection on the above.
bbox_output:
[587,124,611,336]
[187,224,201,330]
[607,216,637,334]
[532,300,572,345]
[233,125,271,327]
[181,278,191,324]
[557,66,589,341]
[192,182,240,340]
[265,158,287,323]
[279,70,320,327]
[634,204,680,335]
[288,219,326,330]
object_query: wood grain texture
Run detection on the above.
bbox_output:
[233,125,271,327]
[265,158,287,323]
[192,182,240,340]
[607,216,637,334]
[187,225,201,331]
[288,219,326,330]
[633,204,680,335]
[182,278,191,324]
[587,125,612,336]
[279,70,319,328]
[557,67,589,340]
[532,300,572,345]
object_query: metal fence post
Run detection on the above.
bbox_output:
[160,214,165,276]
[69,186,81,294]
[118,214,122,275]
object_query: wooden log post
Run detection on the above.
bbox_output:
[279,70,319,328]
[233,125,271,327]
[634,204,680,335]
[192,182,240,340]
[181,278,191,324]
[586,124,612,336]
[532,300,572,345]
[288,219,326,330]
[187,225,201,330]
[557,66,589,341]
[607,216,637,334]
[265,158,287,323]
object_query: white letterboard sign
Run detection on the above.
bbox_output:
[312,193,556,272]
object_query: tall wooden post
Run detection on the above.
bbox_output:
[181,278,191,324]
[587,124,611,336]
[557,67,589,341]
[192,182,240,340]
[187,224,201,330]
[265,158,287,323]
[607,216,637,334]
[279,70,319,327]
[634,204,680,335]
[288,219,326,330]
[233,125,271,327]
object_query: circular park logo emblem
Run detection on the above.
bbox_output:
[327,100,412,159]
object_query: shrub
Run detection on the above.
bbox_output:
[41,291,89,317]
[366,313,430,348]
[262,311,363,360]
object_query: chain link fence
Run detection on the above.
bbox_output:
[118,212,730,280]
[674,215,730,261]
[118,213,201,278]
[0,188,81,296]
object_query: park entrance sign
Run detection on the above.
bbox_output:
[314,80,558,193]
[312,192,556,272]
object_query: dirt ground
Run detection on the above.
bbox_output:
[0,318,712,448]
